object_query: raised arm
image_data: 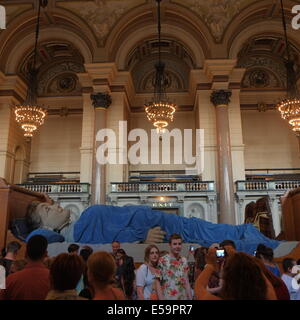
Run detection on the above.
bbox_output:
[194,248,221,300]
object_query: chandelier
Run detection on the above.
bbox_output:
[14,0,48,138]
[277,0,300,136]
[144,0,177,133]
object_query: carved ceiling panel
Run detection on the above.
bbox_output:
[171,0,257,42]
[56,0,146,46]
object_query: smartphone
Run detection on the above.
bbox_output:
[216,249,225,258]
[189,245,196,252]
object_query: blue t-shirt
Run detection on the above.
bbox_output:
[266,264,281,278]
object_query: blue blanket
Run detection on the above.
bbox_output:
[73,205,280,254]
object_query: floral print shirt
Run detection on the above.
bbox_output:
[158,254,189,300]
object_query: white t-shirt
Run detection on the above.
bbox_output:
[136,264,155,300]
[281,273,300,300]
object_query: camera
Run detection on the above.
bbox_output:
[189,245,196,252]
[216,249,225,258]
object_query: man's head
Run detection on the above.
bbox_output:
[168,233,183,257]
[219,240,236,250]
[5,241,21,258]
[112,241,120,255]
[68,244,80,254]
[80,246,93,262]
[282,258,296,273]
[26,235,48,262]
[255,244,274,262]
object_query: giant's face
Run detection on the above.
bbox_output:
[35,202,71,231]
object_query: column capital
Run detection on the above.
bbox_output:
[210,90,232,107]
[90,92,112,110]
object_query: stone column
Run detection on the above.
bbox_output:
[211,90,236,224]
[90,92,112,204]
[0,73,29,183]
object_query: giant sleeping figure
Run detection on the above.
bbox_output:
[25,197,280,255]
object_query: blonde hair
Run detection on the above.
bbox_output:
[87,251,116,287]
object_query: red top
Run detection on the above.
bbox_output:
[274,277,290,300]
[0,262,50,300]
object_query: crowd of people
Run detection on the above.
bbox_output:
[0,235,300,300]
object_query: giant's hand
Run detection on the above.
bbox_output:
[144,226,166,243]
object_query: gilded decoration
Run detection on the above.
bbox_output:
[171,0,255,42]
[57,0,146,45]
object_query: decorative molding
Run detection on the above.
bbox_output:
[257,102,268,112]
[110,85,126,92]
[81,87,93,94]
[196,83,212,90]
[212,75,229,82]
[240,103,276,110]
[0,90,23,103]
[93,79,109,86]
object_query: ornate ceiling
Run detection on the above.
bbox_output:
[0,0,299,96]
[1,0,298,43]
[171,0,256,42]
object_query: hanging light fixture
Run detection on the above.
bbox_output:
[14,0,48,138]
[277,0,300,135]
[144,0,177,133]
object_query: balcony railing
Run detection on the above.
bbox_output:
[236,180,300,192]
[18,183,90,194]
[111,181,215,193]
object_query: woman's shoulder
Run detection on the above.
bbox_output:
[137,263,148,272]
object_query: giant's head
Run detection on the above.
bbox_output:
[26,201,71,232]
